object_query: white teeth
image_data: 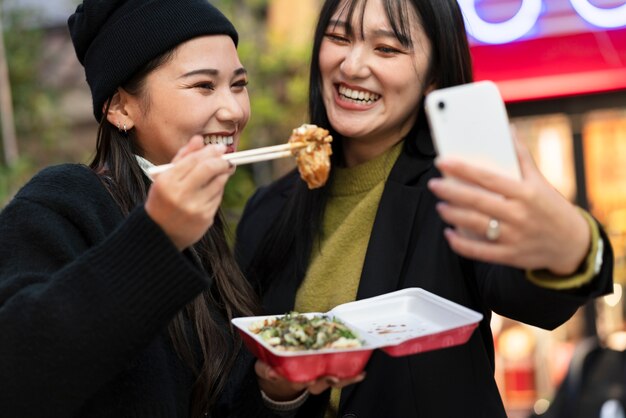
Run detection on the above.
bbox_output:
[338,85,380,103]
[203,135,234,146]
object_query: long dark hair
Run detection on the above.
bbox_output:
[91,50,260,418]
[246,0,473,292]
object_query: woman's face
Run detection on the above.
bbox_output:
[124,35,250,165]
[319,0,432,165]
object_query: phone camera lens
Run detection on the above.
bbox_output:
[438,101,445,110]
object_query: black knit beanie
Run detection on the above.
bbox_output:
[68,0,239,122]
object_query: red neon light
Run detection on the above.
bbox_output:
[471,27,626,102]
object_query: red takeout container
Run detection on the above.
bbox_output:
[232,288,483,382]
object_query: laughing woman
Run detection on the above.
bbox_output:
[235,0,614,417]
[0,0,305,417]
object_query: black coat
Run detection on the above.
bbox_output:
[235,134,614,418]
[0,164,270,418]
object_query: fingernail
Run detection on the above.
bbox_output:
[435,157,452,170]
[427,178,440,189]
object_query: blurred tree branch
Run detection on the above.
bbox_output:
[0,6,19,166]
[0,3,68,206]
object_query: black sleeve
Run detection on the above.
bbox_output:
[474,220,614,330]
[0,183,209,416]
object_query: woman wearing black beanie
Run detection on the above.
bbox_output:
[0,1,304,417]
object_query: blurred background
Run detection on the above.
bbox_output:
[1,0,625,416]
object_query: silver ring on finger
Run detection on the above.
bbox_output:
[485,218,501,241]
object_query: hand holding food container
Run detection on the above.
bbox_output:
[233,288,483,382]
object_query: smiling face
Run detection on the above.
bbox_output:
[114,35,250,166]
[319,0,432,166]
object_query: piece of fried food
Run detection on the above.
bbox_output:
[288,124,333,189]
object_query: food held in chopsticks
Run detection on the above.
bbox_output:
[288,124,333,189]
[249,312,363,351]
[146,124,333,184]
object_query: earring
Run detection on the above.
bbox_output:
[123,123,127,134]
[116,121,121,131]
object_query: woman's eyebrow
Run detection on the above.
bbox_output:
[328,19,403,41]
[179,67,247,79]
[371,28,403,39]
[179,68,219,79]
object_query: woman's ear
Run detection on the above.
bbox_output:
[105,89,136,132]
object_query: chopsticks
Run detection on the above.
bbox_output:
[146,141,308,178]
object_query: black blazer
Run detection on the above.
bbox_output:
[235,133,614,418]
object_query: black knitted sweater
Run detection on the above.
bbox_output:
[0,164,269,418]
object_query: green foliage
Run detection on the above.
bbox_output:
[0,3,67,206]
[2,5,66,146]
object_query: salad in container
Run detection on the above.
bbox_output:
[232,288,483,382]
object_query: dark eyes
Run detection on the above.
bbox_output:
[194,80,249,91]
[324,33,349,43]
[194,82,215,90]
[376,45,402,54]
[324,33,403,55]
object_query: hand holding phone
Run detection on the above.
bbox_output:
[425,80,521,181]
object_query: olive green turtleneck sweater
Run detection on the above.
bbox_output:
[294,143,403,313]
[294,142,403,418]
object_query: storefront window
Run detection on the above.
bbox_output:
[583,110,626,346]
[584,111,626,219]
[584,109,626,274]
[497,114,584,416]
[511,114,577,201]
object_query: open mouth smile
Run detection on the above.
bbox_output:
[337,84,381,105]
[203,135,234,146]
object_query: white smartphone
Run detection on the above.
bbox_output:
[424,80,521,181]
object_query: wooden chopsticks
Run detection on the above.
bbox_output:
[146,141,308,178]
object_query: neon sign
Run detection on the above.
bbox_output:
[569,0,626,28]
[459,0,626,45]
